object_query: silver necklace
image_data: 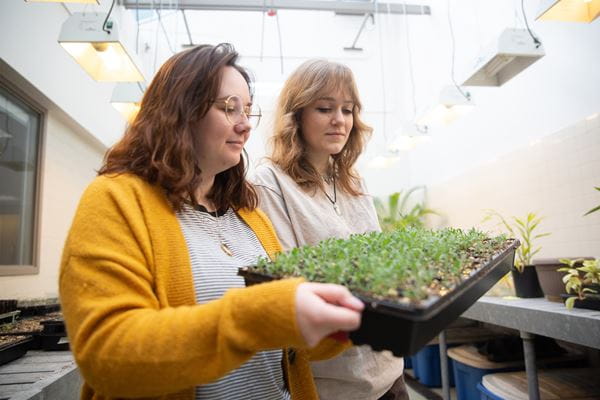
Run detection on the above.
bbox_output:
[322,175,342,216]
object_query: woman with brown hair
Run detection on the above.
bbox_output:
[59,44,364,400]
[252,59,407,400]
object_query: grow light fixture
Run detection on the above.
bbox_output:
[461,28,545,87]
[536,0,600,23]
[387,123,431,153]
[58,13,145,82]
[416,86,474,127]
[367,155,400,169]
[111,83,144,122]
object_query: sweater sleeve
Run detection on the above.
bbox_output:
[59,177,307,398]
[252,166,299,251]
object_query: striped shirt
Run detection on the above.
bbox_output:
[177,204,291,400]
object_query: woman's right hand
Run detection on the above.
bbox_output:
[295,282,364,347]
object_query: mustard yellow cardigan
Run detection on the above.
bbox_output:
[60,173,346,400]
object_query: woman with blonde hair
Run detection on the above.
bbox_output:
[252,59,407,400]
[59,44,364,400]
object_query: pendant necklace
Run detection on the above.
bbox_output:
[211,209,233,257]
[322,174,342,216]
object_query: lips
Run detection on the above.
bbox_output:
[226,140,244,146]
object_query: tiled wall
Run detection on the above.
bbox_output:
[426,113,600,259]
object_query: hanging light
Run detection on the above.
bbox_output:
[387,123,431,153]
[416,86,474,127]
[58,12,145,82]
[461,28,545,87]
[536,0,600,23]
[367,155,401,170]
[26,0,98,3]
[111,83,144,122]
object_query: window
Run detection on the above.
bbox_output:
[0,84,42,273]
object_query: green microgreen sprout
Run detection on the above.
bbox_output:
[252,227,511,304]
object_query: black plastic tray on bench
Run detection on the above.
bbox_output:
[0,337,33,366]
[239,239,519,357]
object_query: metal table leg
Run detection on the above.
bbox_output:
[520,331,540,400]
[439,330,450,400]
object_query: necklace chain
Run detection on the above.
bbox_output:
[321,175,342,216]
[207,207,233,257]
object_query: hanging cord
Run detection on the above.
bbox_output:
[521,0,542,48]
[135,0,145,94]
[182,10,194,47]
[402,3,417,119]
[61,3,72,15]
[402,3,427,134]
[375,0,388,143]
[275,10,284,74]
[446,0,470,100]
[102,0,116,34]
[157,0,176,54]
[260,0,266,62]
[152,0,160,73]
[135,0,140,53]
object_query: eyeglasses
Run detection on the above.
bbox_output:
[213,95,262,129]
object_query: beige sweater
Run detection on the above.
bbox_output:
[252,162,404,400]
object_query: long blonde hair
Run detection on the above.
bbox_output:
[269,59,372,196]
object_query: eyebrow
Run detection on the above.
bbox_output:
[316,97,354,104]
[214,95,253,105]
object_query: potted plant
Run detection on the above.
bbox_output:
[531,186,600,302]
[374,187,439,232]
[559,258,600,311]
[239,227,518,356]
[483,210,549,298]
[584,186,600,216]
[533,257,595,302]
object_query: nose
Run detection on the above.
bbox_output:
[331,108,344,126]
[234,116,251,134]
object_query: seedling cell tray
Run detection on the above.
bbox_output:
[239,239,518,357]
[0,337,33,366]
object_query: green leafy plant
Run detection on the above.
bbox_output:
[482,210,551,273]
[558,258,600,309]
[253,227,511,303]
[374,187,438,232]
[584,186,600,216]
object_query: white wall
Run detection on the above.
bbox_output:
[0,109,105,299]
[1,0,598,293]
[129,1,600,196]
[426,112,600,259]
[0,1,112,298]
[0,0,131,147]
[406,1,600,188]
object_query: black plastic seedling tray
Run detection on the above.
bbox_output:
[239,239,519,357]
[0,337,33,366]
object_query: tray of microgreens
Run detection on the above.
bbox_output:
[239,227,518,356]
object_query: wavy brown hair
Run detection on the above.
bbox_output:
[98,43,257,211]
[269,59,372,196]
